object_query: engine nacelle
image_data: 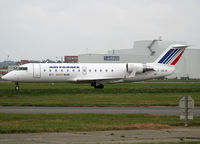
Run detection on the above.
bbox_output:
[126,63,154,74]
[126,63,143,74]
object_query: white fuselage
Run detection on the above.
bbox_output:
[2,63,175,84]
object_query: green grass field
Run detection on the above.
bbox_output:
[0,82,200,134]
[0,113,199,133]
[0,82,200,106]
[101,142,200,144]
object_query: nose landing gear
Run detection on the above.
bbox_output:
[15,82,19,91]
[91,82,104,89]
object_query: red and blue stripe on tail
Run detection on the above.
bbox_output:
[155,44,188,66]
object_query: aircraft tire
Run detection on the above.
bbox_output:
[94,84,104,89]
[15,82,19,91]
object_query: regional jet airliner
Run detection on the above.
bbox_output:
[2,44,187,89]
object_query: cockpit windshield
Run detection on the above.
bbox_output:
[15,67,28,71]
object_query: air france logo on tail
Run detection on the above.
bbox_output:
[156,44,187,65]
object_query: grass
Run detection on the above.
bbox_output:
[0,82,200,106]
[0,113,200,133]
[99,142,200,144]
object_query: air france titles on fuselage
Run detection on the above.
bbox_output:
[49,66,80,77]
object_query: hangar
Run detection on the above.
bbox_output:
[78,40,200,79]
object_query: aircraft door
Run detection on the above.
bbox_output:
[82,67,87,75]
[33,63,41,78]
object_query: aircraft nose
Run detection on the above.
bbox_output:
[2,72,18,81]
[2,74,8,80]
[1,73,15,81]
[1,75,7,80]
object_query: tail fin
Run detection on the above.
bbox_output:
[154,44,188,65]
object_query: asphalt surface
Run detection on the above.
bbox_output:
[0,106,200,116]
[1,128,200,144]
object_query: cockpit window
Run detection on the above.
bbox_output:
[15,67,28,71]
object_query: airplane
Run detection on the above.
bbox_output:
[2,44,188,90]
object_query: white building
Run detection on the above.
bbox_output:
[78,40,200,79]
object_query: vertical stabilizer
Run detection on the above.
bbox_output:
[154,44,188,65]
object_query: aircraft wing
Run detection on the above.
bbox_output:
[75,77,124,83]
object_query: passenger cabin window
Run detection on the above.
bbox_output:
[100,69,102,72]
[111,69,114,72]
[61,69,63,72]
[15,67,28,71]
[89,69,91,72]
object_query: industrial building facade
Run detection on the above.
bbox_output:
[78,40,200,79]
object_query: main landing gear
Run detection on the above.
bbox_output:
[15,82,19,91]
[91,82,104,89]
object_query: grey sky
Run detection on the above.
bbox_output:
[0,0,199,61]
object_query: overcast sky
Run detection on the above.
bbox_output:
[0,0,199,62]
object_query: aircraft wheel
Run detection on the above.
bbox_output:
[15,86,19,91]
[94,84,104,89]
[15,82,19,91]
